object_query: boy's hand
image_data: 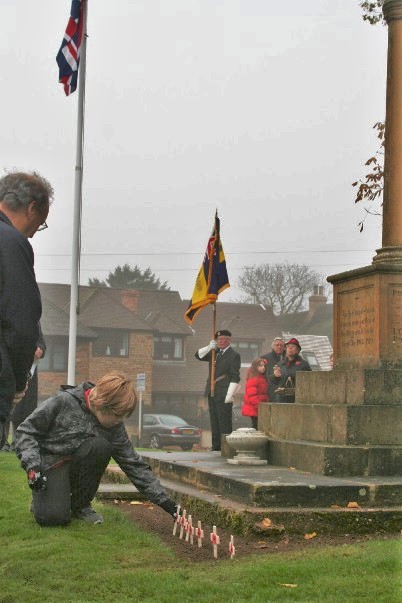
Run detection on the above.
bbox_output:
[160,499,178,517]
[27,469,47,491]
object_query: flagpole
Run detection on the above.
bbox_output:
[210,302,217,396]
[67,0,88,385]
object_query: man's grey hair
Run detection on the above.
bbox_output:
[0,171,54,212]
[271,337,285,346]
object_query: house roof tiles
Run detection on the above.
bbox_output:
[40,296,97,340]
[38,282,333,396]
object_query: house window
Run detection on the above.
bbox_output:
[38,342,68,372]
[153,336,183,360]
[302,351,321,370]
[92,329,129,357]
[231,341,260,365]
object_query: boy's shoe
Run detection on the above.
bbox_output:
[73,506,103,525]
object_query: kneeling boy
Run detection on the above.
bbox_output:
[15,371,177,526]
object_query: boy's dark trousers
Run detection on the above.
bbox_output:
[31,436,112,526]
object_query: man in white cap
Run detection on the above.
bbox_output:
[195,330,240,451]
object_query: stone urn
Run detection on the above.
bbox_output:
[225,428,269,465]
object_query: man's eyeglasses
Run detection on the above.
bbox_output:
[2,191,48,232]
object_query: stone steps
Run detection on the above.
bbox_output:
[98,452,402,535]
[98,479,401,536]
[267,439,402,477]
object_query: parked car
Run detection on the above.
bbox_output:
[141,414,201,450]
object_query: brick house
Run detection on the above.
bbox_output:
[38,284,156,407]
[37,283,333,440]
[37,283,279,407]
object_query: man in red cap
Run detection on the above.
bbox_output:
[270,337,311,402]
[195,330,241,451]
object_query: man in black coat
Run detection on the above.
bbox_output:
[195,329,241,451]
[0,171,53,448]
[1,327,46,452]
[261,337,286,402]
[270,337,312,403]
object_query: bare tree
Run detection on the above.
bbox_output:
[238,263,323,315]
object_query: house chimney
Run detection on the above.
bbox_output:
[120,290,139,314]
[308,285,327,318]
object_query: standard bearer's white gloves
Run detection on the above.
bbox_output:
[197,340,218,358]
[225,382,241,403]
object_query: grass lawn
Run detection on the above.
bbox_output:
[0,454,400,603]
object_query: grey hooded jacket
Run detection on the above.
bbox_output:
[15,382,171,507]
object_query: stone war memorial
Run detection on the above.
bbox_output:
[259,0,402,478]
[100,2,401,539]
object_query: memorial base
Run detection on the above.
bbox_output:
[259,367,402,476]
[327,263,402,369]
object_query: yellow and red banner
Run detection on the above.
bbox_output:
[184,212,230,324]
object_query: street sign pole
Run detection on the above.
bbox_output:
[138,390,143,442]
[136,373,146,445]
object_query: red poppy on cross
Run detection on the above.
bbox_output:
[210,525,220,558]
[195,520,204,548]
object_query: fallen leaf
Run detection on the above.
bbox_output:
[347,502,360,509]
[192,460,198,463]
[289,466,296,471]
[277,583,297,588]
[130,501,143,506]
[254,543,268,549]
[113,499,119,504]
[304,532,317,540]
[331,504,342,509]
[261,518,272,528]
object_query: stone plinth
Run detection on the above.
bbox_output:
[327,264,402,369]
[296,368,402,405]
[257,2,402,478]
[259,368,402,476]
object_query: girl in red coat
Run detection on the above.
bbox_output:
[241,358,269,429]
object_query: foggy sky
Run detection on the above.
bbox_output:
[0,0,386,302]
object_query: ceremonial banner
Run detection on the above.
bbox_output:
[56,0,85,95]
[185,212,230,324]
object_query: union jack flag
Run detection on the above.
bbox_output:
[56,0,85,95]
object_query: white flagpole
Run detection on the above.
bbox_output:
[67,0,88,385]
